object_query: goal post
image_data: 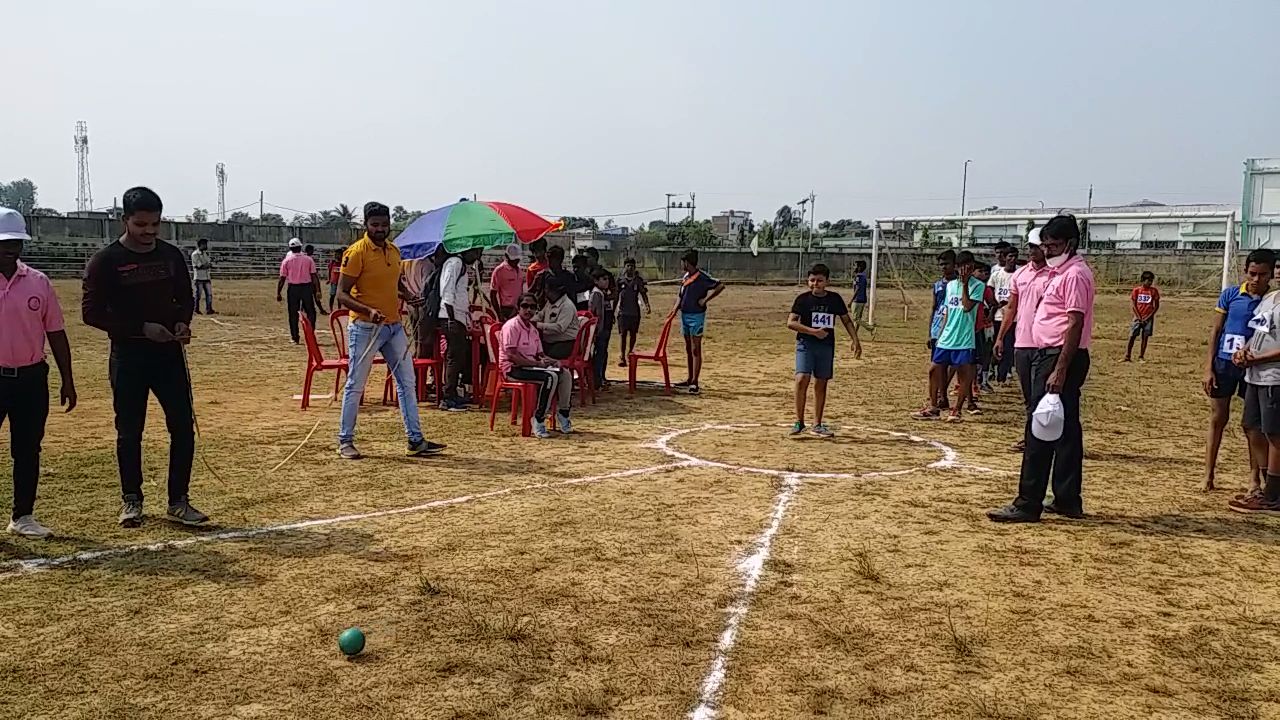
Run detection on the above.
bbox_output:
[868,209,1238,325]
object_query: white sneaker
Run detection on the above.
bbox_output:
[532,420,551,439]
[7,515,53,539]
[558,414,574,435]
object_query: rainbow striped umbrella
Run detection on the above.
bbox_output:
[395,201,561,260]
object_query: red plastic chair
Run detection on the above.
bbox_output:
[628,313,676,396]
[486,321,557,436]
[381,309,443,407]
[560,317,598,406]
[299,312,347,410]
[330,308,401,404]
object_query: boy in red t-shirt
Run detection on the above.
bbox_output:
[1125,270,1160,362]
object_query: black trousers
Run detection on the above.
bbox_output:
[996,320,1016,382]
[1,363,49,519]
[443,319,470,400]
[110,342,195,504]
[1014,348,1090,516]
[1014,347,1036,413]
[286,283,317,342]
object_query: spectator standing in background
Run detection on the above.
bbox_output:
[82,187,207,528]
[850,260,875,334]
[615,258,650,366]
[326,246,346,313]
[525,238,548,291]
[438,247,482,411]
[190,238,215,315]
[277,238,318,344]
[490,244,524,321]
[305,244,323,309]
[0,208,77,538]
[988,243,1017,384]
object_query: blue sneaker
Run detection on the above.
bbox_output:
[558,413,574,435]
[532,420,551,439]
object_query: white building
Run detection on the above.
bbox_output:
[963,200,1237,250]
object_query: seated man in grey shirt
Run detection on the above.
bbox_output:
[536,277,580,360]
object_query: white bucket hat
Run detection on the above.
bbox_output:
[1031,393,1065,442]
[0,207,31,241]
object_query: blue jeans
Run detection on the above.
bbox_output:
[193,280,214,313]
[338,321,423,445]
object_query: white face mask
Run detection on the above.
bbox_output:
[1045,252,1068,269]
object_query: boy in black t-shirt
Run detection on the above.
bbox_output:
[786,264,862,438]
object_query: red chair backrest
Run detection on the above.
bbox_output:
[328,309,349,359]
[651,314,676,357]
[486,319,503,364]
[571,317,598,363]
[300,312,326,366]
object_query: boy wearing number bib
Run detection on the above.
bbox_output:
[1124,271,1161,362]
[1204,250,1274,494]
[787,264,862,438]
[915,251,985,423]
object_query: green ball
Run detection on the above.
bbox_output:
[338,627,365,656]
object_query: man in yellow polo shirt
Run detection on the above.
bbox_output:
[335,201,446,459]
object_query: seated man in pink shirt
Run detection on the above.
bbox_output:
[989,215,1095,524]
[0,207,77,538]
[500,292,573,438]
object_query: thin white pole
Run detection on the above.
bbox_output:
[869,224,881,326]
[1222,212,1236,290]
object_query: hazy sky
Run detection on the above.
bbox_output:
[5,0,1278,225]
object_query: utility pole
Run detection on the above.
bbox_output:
[1087,184,1093,212]
[74,121,93,213]
[259,190,264,219]
[215,163,227,222]
[665,193,694,223]
[960,159,972,217]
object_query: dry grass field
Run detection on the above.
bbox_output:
[2,278,1279,720]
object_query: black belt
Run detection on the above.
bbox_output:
[0,361,47,379]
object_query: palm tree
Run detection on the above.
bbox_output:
[331,203,357,226]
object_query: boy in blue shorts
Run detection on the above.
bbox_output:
[1203,248,1275,493]
[787,264,862,438]
[915,250,984,422]
[670,249,724,395]
[927,250,958,410]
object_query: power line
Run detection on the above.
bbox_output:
[539,206,667,219]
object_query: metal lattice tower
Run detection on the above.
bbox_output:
[74,121,93,212]
[215,163,227,222]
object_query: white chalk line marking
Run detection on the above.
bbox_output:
[656,422,1012,719]
[0,461,696,581]
[689,473,801,720]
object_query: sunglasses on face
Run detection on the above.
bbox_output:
[519,303,537,310]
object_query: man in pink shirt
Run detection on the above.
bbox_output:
[489,244,524,321]
[276,238,319,344]
[0,208,77,538]
[993,228,1050,451]
[500,292,573,438]
[990,215,1095,524]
